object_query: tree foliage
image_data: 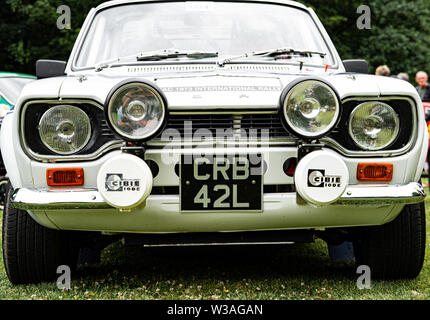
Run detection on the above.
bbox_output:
[0,0,104,73]
[1,0,430,80]
[298,0,430,78]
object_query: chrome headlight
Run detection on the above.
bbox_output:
[281,80,341,138]
[106,82,167,141]
[38,105,91,155]
[349,102,400,150]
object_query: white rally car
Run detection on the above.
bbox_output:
[1,0,428,284]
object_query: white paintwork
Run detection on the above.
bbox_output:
[0,114,22,187]
[26,145,418,189]
[56,72,411,110]
[3,0,428,232]
[32,194,405,232]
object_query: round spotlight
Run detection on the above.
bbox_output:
[280,79,341,139]
[106,81,168,141]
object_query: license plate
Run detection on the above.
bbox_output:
[180,154,263,212]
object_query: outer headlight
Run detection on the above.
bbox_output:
[38,105,91,155]
[349,102,400,150]
[281,80,341,138]
[106,81,167,141]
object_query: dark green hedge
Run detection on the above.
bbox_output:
[2,0,430,81]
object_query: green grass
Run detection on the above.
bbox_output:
[0,182,429,300]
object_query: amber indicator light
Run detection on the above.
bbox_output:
[47,168,84,186]
[357,163,393,181]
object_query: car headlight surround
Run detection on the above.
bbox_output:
[38,105,92,155]
[105,81,168,142]
[348,101,400,151]
[280,79,341,139]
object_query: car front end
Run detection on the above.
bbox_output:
[2,0,427,283]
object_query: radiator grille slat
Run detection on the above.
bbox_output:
[154,113,289,140]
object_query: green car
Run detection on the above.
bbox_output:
[0,72,36,114]
[0,72,35,206]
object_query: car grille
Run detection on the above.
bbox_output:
[155,112,290,140]
[100,119,116,139]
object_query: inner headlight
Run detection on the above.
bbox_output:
[106,82,167,141]
[38,105,91,155]
[349,102,400,150]
[281,80,340,138]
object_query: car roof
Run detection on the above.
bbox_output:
[95,0,309,11]
[0,71,36,79]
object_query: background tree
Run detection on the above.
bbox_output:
[1,0,430,83]
[0,0,104,74]
[298,0,430,79]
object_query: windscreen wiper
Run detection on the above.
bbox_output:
[95,49,218,71]
[253,48,327,58]
[217,48,327,67]
[137,49,218,61]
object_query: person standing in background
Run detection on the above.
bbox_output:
[375,65,391,76]
[397,73,409,82]
[415,71,430,101]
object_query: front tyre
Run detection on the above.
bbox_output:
[353,202,426,279]
[2,184,79,284]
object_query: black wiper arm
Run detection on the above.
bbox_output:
[217,48,327,67]
[95,49,218,71]
[137,49,218,61]
[253,48,327,58]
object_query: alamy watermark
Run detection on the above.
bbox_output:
[357,5,371,30]
[57,5,71,30]
[356,265,371,289]
[56,265,71,290]
[55,4,370,31]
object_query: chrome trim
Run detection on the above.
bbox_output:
[170,110,278,115]
[20,99,123,163]
[168,105,279,111]
[10,188,112,210]
[10,183,425,211]
[321,96,418,158]
[336,182,426,206]
[42,141,124,162]
[146,139,297,148]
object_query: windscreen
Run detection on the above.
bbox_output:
[75,1,334,68]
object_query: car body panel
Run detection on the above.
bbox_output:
[30,195,404,233]
[57,71,384,109]
[3,0,428,234]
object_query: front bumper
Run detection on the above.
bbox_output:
[10,182,426,211]
[8,183,425,232]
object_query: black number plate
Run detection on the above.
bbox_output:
[180,154,263,212]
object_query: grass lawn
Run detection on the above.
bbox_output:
[0,182,429,300]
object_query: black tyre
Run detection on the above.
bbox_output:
[353,202,426,279]
[2,183,79,284]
